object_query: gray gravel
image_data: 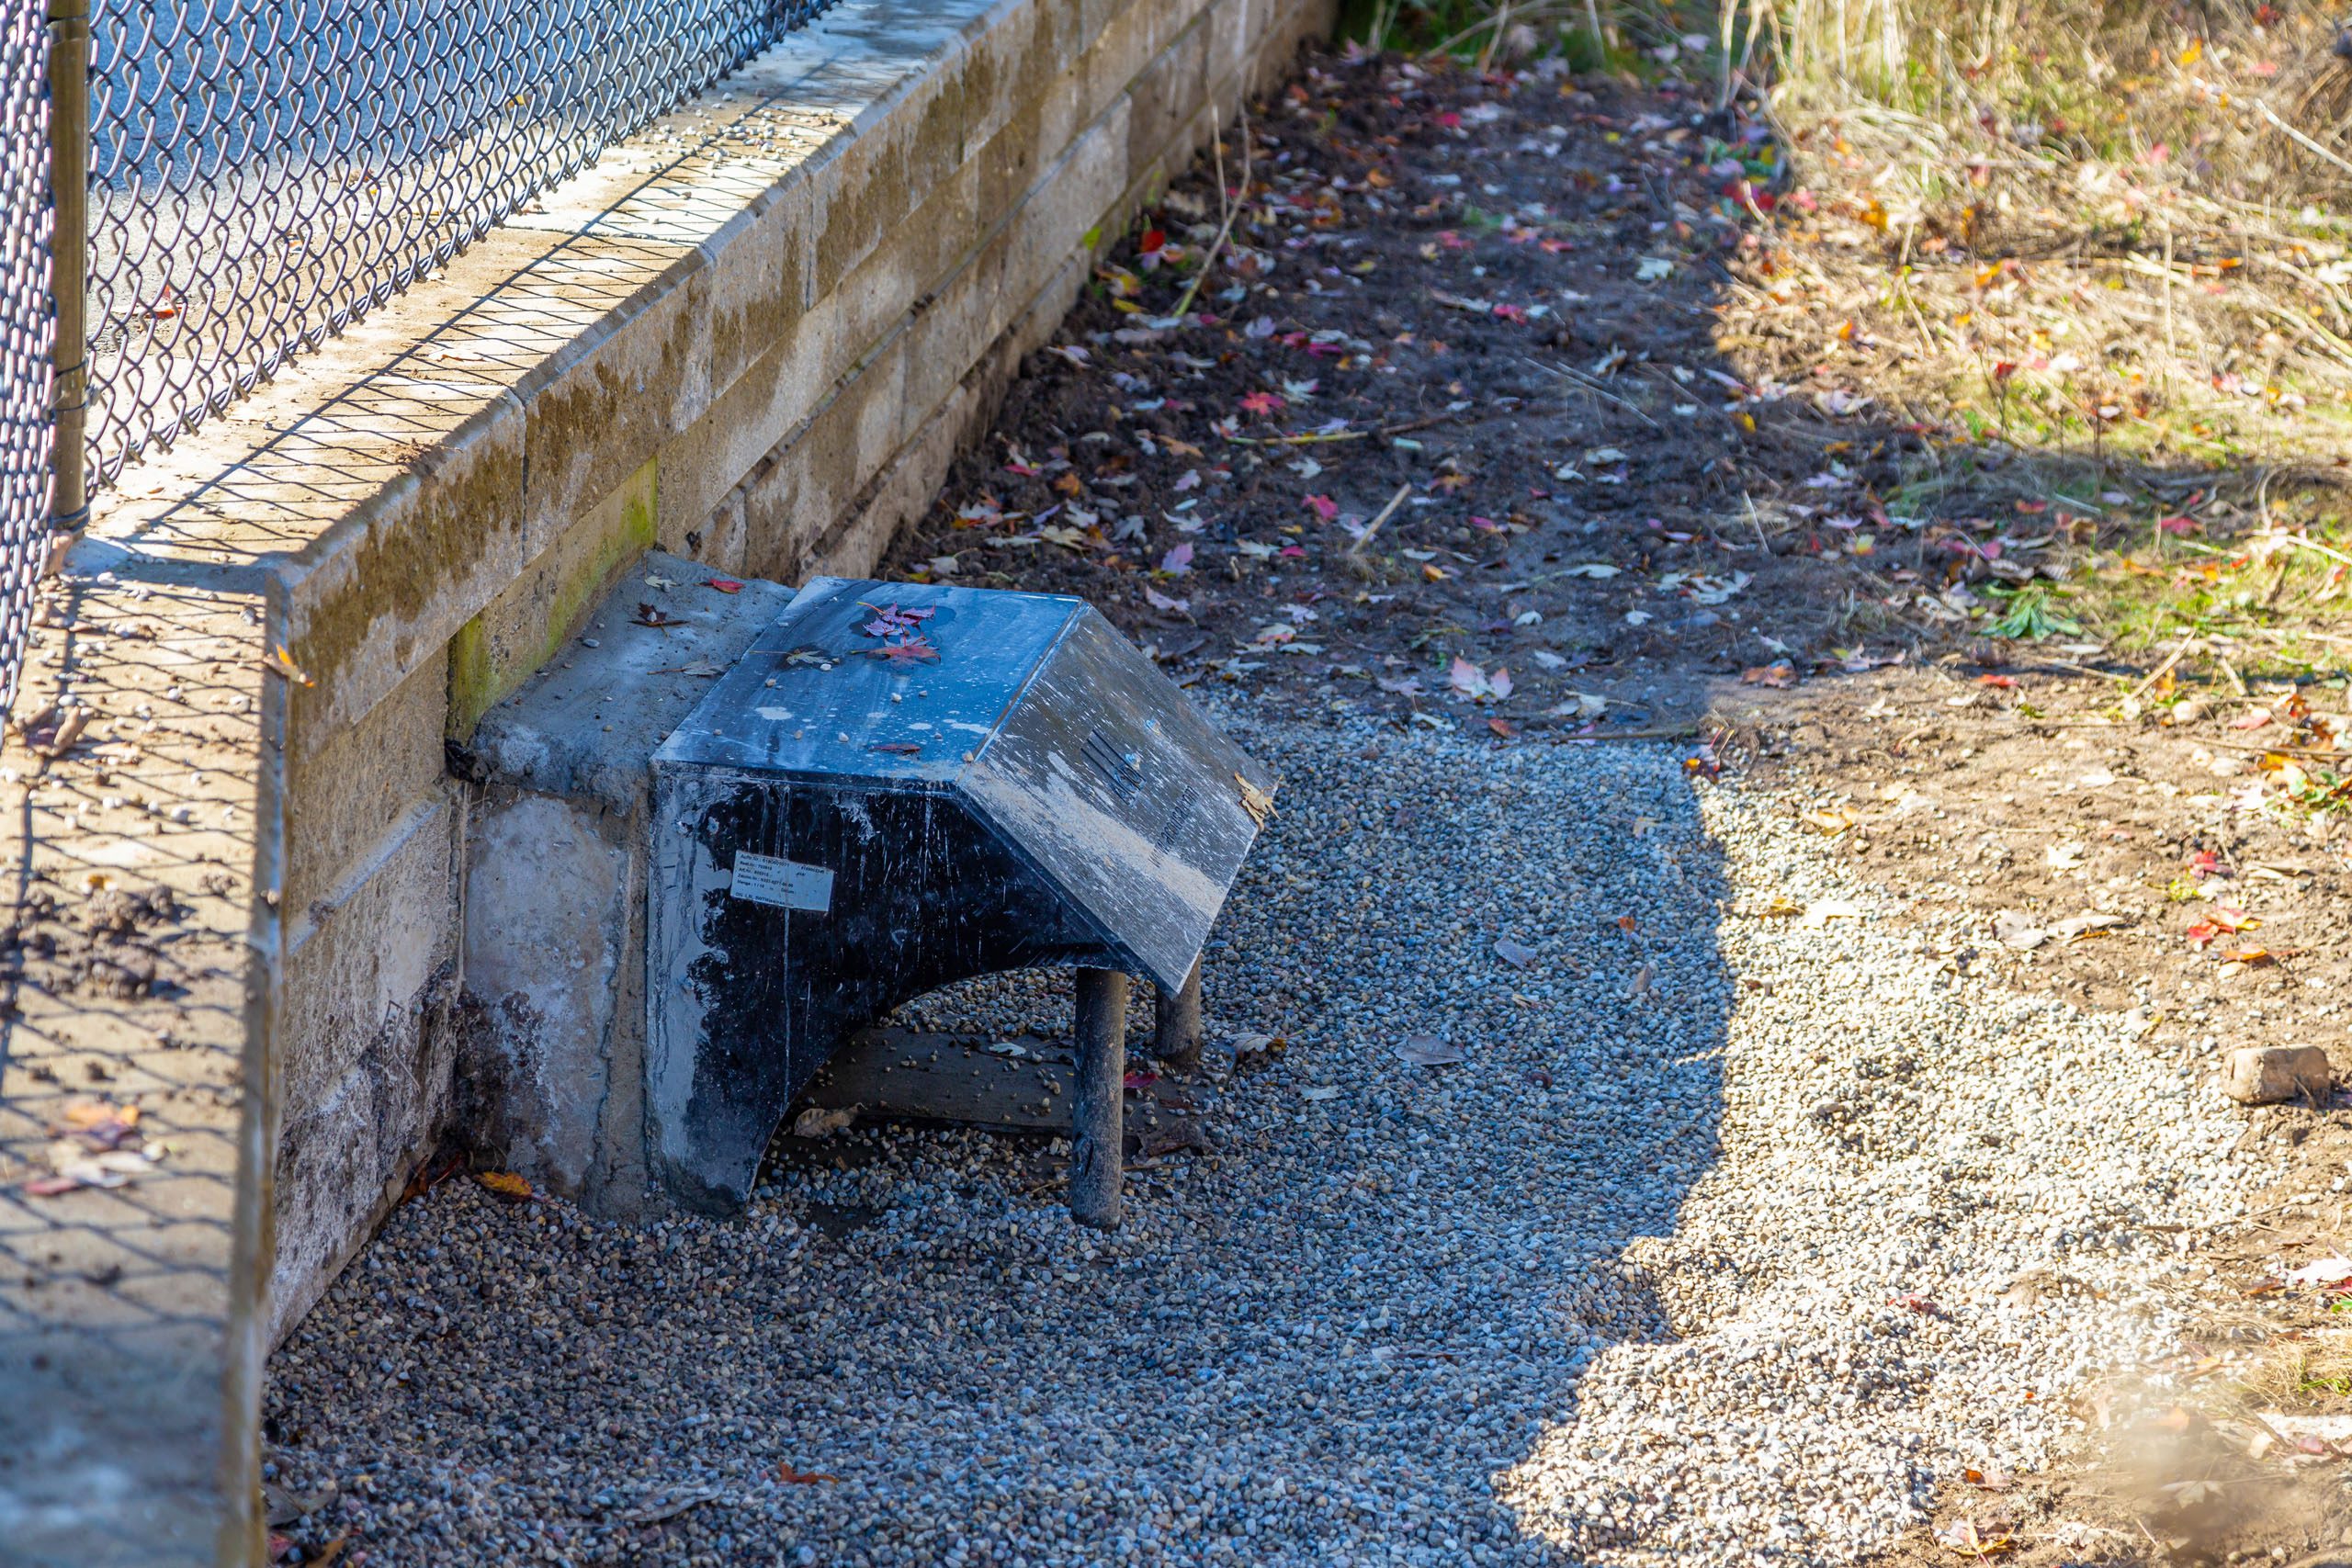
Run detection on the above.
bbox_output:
[266,706,2276,1565]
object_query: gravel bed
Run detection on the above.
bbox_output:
[267,706,2275,1566]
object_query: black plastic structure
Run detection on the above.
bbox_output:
[646,577,1271,1222]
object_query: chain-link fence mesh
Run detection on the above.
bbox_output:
[0,1,52,715]
[85,0,837,487]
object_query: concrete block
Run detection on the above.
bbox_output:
[278,797,459,1119]
[735,333,912,581]
[992,101,1134,344]
[461,792,635,1201]
[835,154,984,366]
[808,46,969,301]
[695,175,816,411]
[694,486,752,574]
[448,457,659,740]
[282,395,529,746]
[285,647,449,919]
[269,1013,452,1342]
[658,155,978,543]
[899,227,1009,448]
[459,553,793,1214]
[272,796,459,1335]
[461,551,796,812]
[1127,11,1215,172]
[657,300,842,548]
[516,246,706,543]
[958,0,1076,156]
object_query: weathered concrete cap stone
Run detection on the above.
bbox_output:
[461,552,795,813]
[2219,1043,2334,1105]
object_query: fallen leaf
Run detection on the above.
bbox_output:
[777,1464,842,1484]
[1993,910,2048,949]
[1493,937,1539,967]
[1802,808,1856,835]
[1447,658,1513,702]
[2288,1257,2352,1286]
[1396,1035,1466,1067]
[60,1101,136,1132]
[872,637,941,666]
[1236,773,1276,827]
[1933,1518,2015,1558]
[707,578,744,593]
[1743,662,1796,688]
[475,1170,534,1201]
[264,645,315,687]
[1300,1086,1342,1102]
[790,1105,857,1138]
[2049,912,2125,942]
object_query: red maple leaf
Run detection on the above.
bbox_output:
[872,637,939,665]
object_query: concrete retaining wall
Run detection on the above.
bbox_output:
[0,0,1330,1558]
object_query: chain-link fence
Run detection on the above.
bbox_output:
[0,0,842,709]
[0,0,53,716]
[84,0,839,486]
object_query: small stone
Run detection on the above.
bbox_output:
[2219,1044,2333,1105]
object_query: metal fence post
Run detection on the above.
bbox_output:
[45,0,85,530]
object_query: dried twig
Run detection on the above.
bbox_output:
[2124,634,2196,704]
[2253,97,2352,182]
[1348,482,1414,559]
[1169,105,1252,323]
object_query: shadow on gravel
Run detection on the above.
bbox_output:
[264,720,1732,1567]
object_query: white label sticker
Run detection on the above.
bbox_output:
[729,852,834,913]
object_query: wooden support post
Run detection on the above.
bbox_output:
[1151,955,1203,1069]
[1069,966,1127,1229]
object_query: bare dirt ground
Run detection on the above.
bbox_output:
[870,39,2352,1568]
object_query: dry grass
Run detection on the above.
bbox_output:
[1736,0,2352,464]
[1718,0,2352,668]
[2237,1325,2352,1411]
